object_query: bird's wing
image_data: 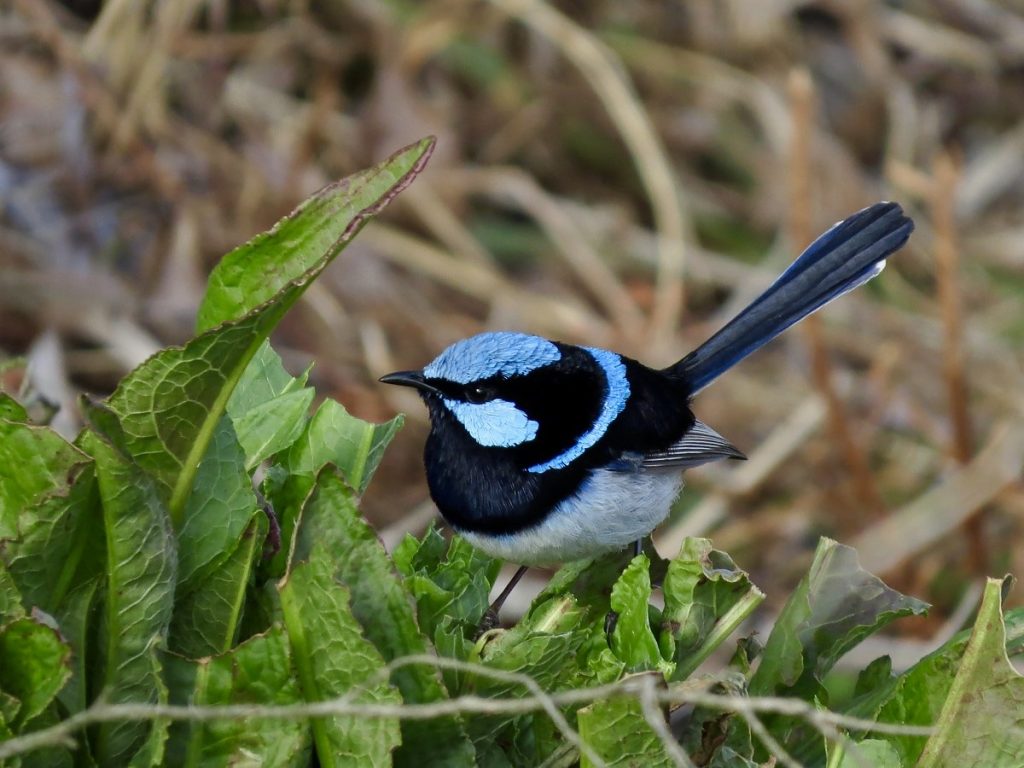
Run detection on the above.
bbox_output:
[637,420,745,470]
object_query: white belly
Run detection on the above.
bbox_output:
[457,468,684,566]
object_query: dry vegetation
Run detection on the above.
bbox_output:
[3,0,1024,659]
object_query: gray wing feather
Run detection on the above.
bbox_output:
[639,420,745,470]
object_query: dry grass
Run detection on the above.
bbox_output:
[4,0,1024,641]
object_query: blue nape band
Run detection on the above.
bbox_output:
[527,347,629,473]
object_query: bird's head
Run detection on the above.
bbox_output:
[380,332,623,470]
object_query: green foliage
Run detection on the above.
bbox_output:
[1,137,1023,767]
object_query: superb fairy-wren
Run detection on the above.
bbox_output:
[382,202,913,569]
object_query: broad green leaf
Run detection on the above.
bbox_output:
[0,471,97,616]
[609,554,671,675]
[0,615,71,728]
[844,606,1024,765]
[10,703,75,767]
[287,399,403,495]
[0,419,97,613]
[226,340,310,414]
[831,739,903,768]
[917,577,1024,766]
[748,538,927,763]
[660,538,764,681]
[169,514,266,659]
[55,578,99,716]
[0,561,24,621]
[265,400,404,576]
[81,428,176,766]
[0,394,27,422]
[167,628,311,768]
[0,419,89,537]
[198,137,436,330]
[176,417,258,592]
[395,525,500,640]
[578,686,676,768]
[226,341,314,469]
[108,139,433,526]
[294,471,476,767]
[750,538,928,699]
[279,557,402,768]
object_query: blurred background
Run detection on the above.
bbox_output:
[3,0,1024,662]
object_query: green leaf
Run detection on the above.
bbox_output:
[265,399,404,576]
[830,739,903,768]
[0,615,71,728]
[167,627,311,768]
[577,686,676,768]
[279,557,402,768]
[917,577,1024,766]
[198,137,435,331]
[80,428,176,766]
[0,419,90,538]
[108,139,433,526]
[748,538,927,763]
[0,419,97,613]
[0,394,27,422]
[0,561,24,621]
[176,417,258,593]
[226,341,314,469]
[287,399,404,495]
[750,538,928,699]
[609,554,671,675]
[169,513,266,658]
[845,605,1024,765]
[55,577,99,717]
[396,526,500,641]
[294,470,476,767]
[660,538,764,680]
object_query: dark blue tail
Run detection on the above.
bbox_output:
[673,202,914,394]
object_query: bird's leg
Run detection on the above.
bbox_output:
[633,537,644,558]
[476,565,528,637]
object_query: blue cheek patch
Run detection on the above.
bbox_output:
[425,332,561,384]
[446,399,539,448]
[528,347,629,473]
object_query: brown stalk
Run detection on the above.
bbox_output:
[787,68,886,527]
[932,150,985,572]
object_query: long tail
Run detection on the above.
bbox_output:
[672,201,914,394]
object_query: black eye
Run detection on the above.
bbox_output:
[465,386,491,404]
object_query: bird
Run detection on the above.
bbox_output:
[381,202,913,612]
